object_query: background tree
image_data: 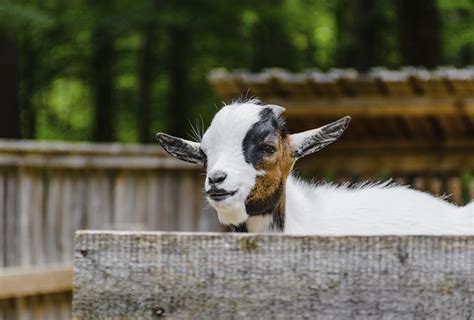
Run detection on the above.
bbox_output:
[0,30,21,138]
[336,0,396,70]
[0,0,472,143]
[396,0,442,67]
[89,2,118,142]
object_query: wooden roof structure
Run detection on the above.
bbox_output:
[209,67,474,176]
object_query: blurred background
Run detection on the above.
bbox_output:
[0,0,473,141]
[0,0,473,318]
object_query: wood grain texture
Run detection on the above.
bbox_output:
[0,265,73,299]
[0,141,209,318]
[73,231,474,319]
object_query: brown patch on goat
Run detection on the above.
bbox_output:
[245,132,295,217]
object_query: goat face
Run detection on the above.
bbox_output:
[156,100,351,227]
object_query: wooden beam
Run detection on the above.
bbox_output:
[73,231,474,319]
[0,139,166,156]
[334,139,474,150]
[0,265,73,299]
[0,154,199,170]
[297,140,474,175]
[268,97,474,118]
[0,139,200,170]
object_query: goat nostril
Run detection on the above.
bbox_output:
[208,170,227,185]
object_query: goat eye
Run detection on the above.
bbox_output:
[260,144,276,155]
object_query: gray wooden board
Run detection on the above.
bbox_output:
[73,231,474,319]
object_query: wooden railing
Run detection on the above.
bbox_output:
[0,265,72,299]
[0,140,219,319]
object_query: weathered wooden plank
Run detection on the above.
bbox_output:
[0,265,72,299]
[177,173,196,231]
[71,172,87,248]
[60,176,74,262]
[470,177,474,201]
[15,297,31,320]
[59,292,72,320]
[86,171,109,229]
[30,169,44,265]
[0,169,4,268]
[113,171,142,230]
[269,97,474,118]
[145,172,160,230]
[0,140,166,155]
[5,169,18,267]
[0,154,198,170]
[428,176,443,197]
[413,176,427,192]
[448,177,463,205]
[134,173,148,229]
[73,231,474,319]
[160,173,178,231]
[17,168,32,266]
[272,73,314,97]
[44,172,63,264]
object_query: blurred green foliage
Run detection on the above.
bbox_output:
[0,0,473,142]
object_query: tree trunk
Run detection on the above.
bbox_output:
[395,0,442,68]
[459,44,473,66]
[350,0,378,72]
[20,33,37,139]
[336,0,393,71]
[91,27,116,142]
[251,2,296,71]
[0,31,21,139]
[334,0,352,68]
[137,23,157,143]
[166,26,192,137]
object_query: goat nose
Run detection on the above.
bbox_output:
[208,170,227,185]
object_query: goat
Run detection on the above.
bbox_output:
[157,100,473,235]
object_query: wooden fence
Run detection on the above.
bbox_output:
[0,140,218,319]
[0,139,472,319]
[73,231,474,319]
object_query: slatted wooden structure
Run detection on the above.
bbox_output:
[209,67,474,204]
[0,140,217,319]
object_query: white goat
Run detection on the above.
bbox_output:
[157,100,473,235]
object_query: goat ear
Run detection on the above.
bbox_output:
[267,104,286,117]
[156,133,204,164]
[290,116,351,159]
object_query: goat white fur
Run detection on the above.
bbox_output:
[157,100,473,235]
[285,178,473,235]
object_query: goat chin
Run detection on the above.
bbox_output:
[284,176,473,235]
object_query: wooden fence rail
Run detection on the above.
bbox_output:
[0,140,218,319]
[0,265,72,299]
[73,231,474,319]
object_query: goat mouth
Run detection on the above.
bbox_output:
[206,189,238,202]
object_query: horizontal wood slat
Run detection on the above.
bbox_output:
[0,265,73,299]
[209,68,474,142]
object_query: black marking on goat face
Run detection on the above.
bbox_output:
[245,182,285,231]
[242,108,287,168]
[245,182,283,216]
